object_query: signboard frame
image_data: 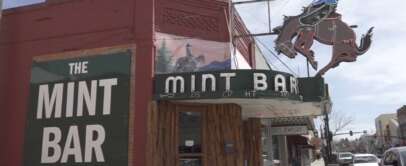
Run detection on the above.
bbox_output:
[23,45,136,166]
[155,70,327,102]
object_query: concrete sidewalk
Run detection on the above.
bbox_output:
[311,159,326,166]
[311,159,341,166]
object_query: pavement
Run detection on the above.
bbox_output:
[311,159,325,166]
[311,159,341,166]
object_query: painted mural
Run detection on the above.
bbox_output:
[155,32,231,74]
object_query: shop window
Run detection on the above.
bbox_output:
[272,136,280,161]
[178,111,203,166]
[180,157,202,166]
[262,127,273,166]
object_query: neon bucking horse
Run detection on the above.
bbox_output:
[274,4,374,76]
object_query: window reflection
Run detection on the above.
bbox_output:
[180,157,202,166]
[179,112,202,154]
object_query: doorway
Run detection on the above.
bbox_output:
[147,101,245,166]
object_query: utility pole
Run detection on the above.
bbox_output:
[232,0,277,38]
[323,108,333,164]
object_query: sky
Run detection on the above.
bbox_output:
[2,0,44,8]
[3,0,406,138]
[233,0,406,138]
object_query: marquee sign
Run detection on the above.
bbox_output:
[155,70,303,100]
[24,51,131,166]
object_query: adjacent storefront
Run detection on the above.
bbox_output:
[151,70,329,166]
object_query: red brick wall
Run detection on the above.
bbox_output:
[0,0,255,165]
[155,0,255,64]
[155,0,229,42]
[0,0,138,165]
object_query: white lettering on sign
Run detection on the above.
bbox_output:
[99,79,118,115]
[30,54,132,166]
[41,127,62,163]
[202,74,216,92]
[36,78,118,119]
[61,126,82,163]
[40,125,106,164]
[253,73,268,91]
[77,81,97,117]
[161,72,300,96]
[165,76,185,93]
[220,73,236,91]
[68,61,89,75]
[191,75,196,92]
[85,125,106,162]
[290,76,299,94]
[66,82,75,117]
[36,83,64,119]
[274,74,287,92]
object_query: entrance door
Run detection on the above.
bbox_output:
[178,107,205,166]
[147,102,244,166]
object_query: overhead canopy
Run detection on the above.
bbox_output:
[180,98,330,118]
[269,116,315,129]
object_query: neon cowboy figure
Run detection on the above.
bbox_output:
[300,0,339,26]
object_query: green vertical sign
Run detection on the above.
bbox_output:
[24,51,132,166]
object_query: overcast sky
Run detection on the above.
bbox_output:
[234,0,406,138]
[3,0,406,138]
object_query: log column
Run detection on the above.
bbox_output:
[244,118,263,166]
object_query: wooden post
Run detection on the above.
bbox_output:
[244,118,263,166]
[134,0,155,165]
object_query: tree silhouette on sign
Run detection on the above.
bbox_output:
[156,40,173,73]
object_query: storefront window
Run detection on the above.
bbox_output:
[262,127,273,166]
[179,111,202,166]
[273,136,280,160]
[179,111,202,154]
[180,157,202,166]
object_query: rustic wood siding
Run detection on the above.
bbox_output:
[205,104,244,166]
[243,118,263,166]
[147,101,244,166]
[147,101,178,166]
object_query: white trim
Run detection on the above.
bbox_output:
[180,98,325,118]
[231,47,252,69]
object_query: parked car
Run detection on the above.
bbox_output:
[338,152,354,165]
[351,154,379,166]
[381,147,406,166]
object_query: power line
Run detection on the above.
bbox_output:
[255,43,280,71]
[273,0,291,16]
[232,0,300,75]
[256,38,299,76]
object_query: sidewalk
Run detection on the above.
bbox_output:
[311,159,325,166]
[311,159,341,166]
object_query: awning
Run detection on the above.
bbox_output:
[261,117,316,136]
[270,116,316,130]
